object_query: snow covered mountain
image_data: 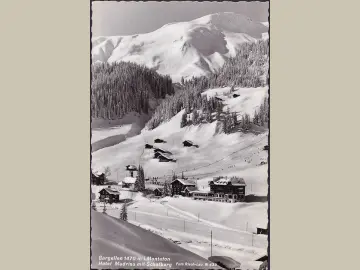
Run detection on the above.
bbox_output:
[92,12,268,82]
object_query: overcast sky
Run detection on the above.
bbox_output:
[92,1,269,37]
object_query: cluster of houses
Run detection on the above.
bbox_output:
[170,176,246,203]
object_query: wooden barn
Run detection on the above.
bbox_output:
[91,172,105,186]
[154,147,172,155]
[182,140,199,148]
[154,138,166,143]
[145,144,153,149]
[154,187,163,197]
[98,187,120,203]
[171,179,196,196]
[208,176,246,202]
[156,152,176,163]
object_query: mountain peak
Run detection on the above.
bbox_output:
[92,12,268,82]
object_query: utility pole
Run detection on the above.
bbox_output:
[210,230,213,256]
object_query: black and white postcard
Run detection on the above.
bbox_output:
[91,1,269,269]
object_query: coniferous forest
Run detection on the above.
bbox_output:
[147,39,269,129]
[91,39,269,131]
[91,62,174,119]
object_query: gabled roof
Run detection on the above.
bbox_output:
[184,186,198,192]
[211,177,246,186]
[100,188,120,195]
[126,165,138,171]
[156,152,173,160]
[172,178,196,186]
[183,140,194,144]
[154,187,164,192]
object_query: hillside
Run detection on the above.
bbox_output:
[92,12,268,82]
[91,210,219,269]
[91,62,174,119]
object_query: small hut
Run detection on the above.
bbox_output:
[233,93,240,98]
[98,187,120,203]
[182,140,199,148]
[154,187,164,197]
[154,138,166,143]
[145,144,153,149]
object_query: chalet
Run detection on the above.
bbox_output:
[182,140,199,148]
[153,147,172,155]
[145,144,153,149]
[125,165,138,177]
[122,177,136,189]
[263,145,269,151]
[154,187,163,197]
[184,186,198,197]
[154,138,166,143]
[233,93,240,98]
[208,177,246,203]
[156,152,176,163]
[98,187,120,203]
[91,172,105,186]
[171,179,196,196]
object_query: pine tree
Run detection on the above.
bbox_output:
[139,166,146,191]
[192,109,199,125]
[120,203,128,221]
[232,112,238,127]
[134,172,141,191]
[180,112,187,128]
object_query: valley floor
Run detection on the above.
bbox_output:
[93,188,267,270]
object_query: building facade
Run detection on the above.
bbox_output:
[171,179,196,196]
[98,187,120,203]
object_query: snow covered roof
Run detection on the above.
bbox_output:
[123,177,136,184]
[126,165,137,171]
[183,140,194,144]
[172,178,196,186]
[101,188,120,195]
[184,186,197,192]
[212,177,246,186]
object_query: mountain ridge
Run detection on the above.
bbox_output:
[92,12,268,82]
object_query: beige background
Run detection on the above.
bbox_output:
[1,0,359,269]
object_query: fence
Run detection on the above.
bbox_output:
[97,207,267,249]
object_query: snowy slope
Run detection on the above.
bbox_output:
[92,12,268,82]
[91,210,218,269]
[91,84,268,268]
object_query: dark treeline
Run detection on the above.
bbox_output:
[253,95,269,127]
[147,39,269,129]
[91,62,174,119]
